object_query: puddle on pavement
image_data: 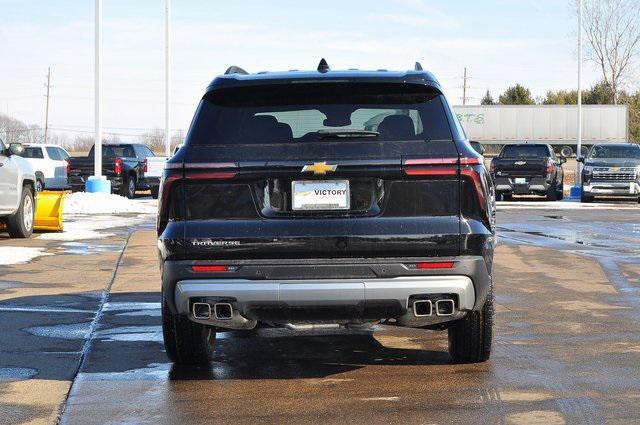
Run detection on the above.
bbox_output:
[0,281,23,291]
[544,216,566,220]
[0,367,38,380]
[103,302,161,317]
[78,363,170,381]
[24,322,92,340]
[95,326,163,342]
[58,242,123,256]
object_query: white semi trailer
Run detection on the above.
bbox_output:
[452,105,629,157]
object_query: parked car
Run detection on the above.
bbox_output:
[578,143,640,203]
[157,62,496,365]
[18,143,70,191]
[490,143,565,201]
[0,139,37,238]
[68,143,165,198]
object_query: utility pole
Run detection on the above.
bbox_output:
[462,67,468,105]
[44,67,52,144]
[165,0,171,157]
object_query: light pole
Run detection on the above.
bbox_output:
[86,0,110,193]
[572,0,583,198]
[165,0,171,157]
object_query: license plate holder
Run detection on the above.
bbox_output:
[292,180,350,211]
[514,178,527,184]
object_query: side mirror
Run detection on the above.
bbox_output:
[576,156,584,163]
[559,156,567,164]
[9,143,24,156]
[480,145,486,155]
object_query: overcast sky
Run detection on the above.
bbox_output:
[0,0,600,139]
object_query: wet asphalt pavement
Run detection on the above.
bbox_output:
[1,200,639,424]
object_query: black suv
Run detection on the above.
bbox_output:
[157,61,496,365]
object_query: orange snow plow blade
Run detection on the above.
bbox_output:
[34,191,66,232]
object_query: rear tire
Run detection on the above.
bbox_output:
[162,292,216,365]
[546,182,558,201]
[6,187,35,238]
[448,294,493,364]
[501,193,513,201]
[150,186,159,199]
[120,176,136,199]
[581,193,593,203]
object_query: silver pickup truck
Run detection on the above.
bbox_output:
[579,143,640,203]
[0,139,37,238]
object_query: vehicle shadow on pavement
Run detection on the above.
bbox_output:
[0,291,454,384]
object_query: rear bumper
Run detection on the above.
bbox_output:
[139,176,160,190]
[68,176,123,192]
[494,176,550,195]
[162,256,492,329]
[582,181,640,197]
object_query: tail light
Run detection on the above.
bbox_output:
[415,261,455,269]
[192,265,229,273]
[65,160,70,175]
[545,159,554,175]
[114,158,122,176]
[144,158,148,173]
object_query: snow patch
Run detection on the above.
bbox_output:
[38,194,156,241]
[0,247,52,265]
[63,192,156,215]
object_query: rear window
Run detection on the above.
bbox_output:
[589,145,640,159]
[187,83,453,145]
[500,145,549,158]
[90,145,135,158]
[22,147,44,159]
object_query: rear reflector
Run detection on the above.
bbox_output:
[416,261,455,269]
[191,265,229,273]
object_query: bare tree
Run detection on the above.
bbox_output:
[581,0,640,104]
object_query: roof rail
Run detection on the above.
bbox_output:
[414,62,423,71]
[224,66,249,75]
[317,58,330,73]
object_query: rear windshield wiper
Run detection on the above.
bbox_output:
[316,130,379,139]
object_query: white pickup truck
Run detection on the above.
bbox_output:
[144,155,167,199]
[20,143,70,191]
[0,139,37,238]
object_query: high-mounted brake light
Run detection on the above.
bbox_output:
[192,265,229,273]
[114,158,122,176]
[416,261,455,269]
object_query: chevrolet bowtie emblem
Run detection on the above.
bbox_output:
[302,162,337,175]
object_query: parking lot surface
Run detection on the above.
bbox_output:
[0,201,639,424]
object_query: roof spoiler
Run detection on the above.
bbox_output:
[224,66,249,75]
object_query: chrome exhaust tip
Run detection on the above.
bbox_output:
[213,303,233,320]
[192,302,212,320]
[412,300,433,317]
[435,299,455,316]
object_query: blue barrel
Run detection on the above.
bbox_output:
[85,176,112,194]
